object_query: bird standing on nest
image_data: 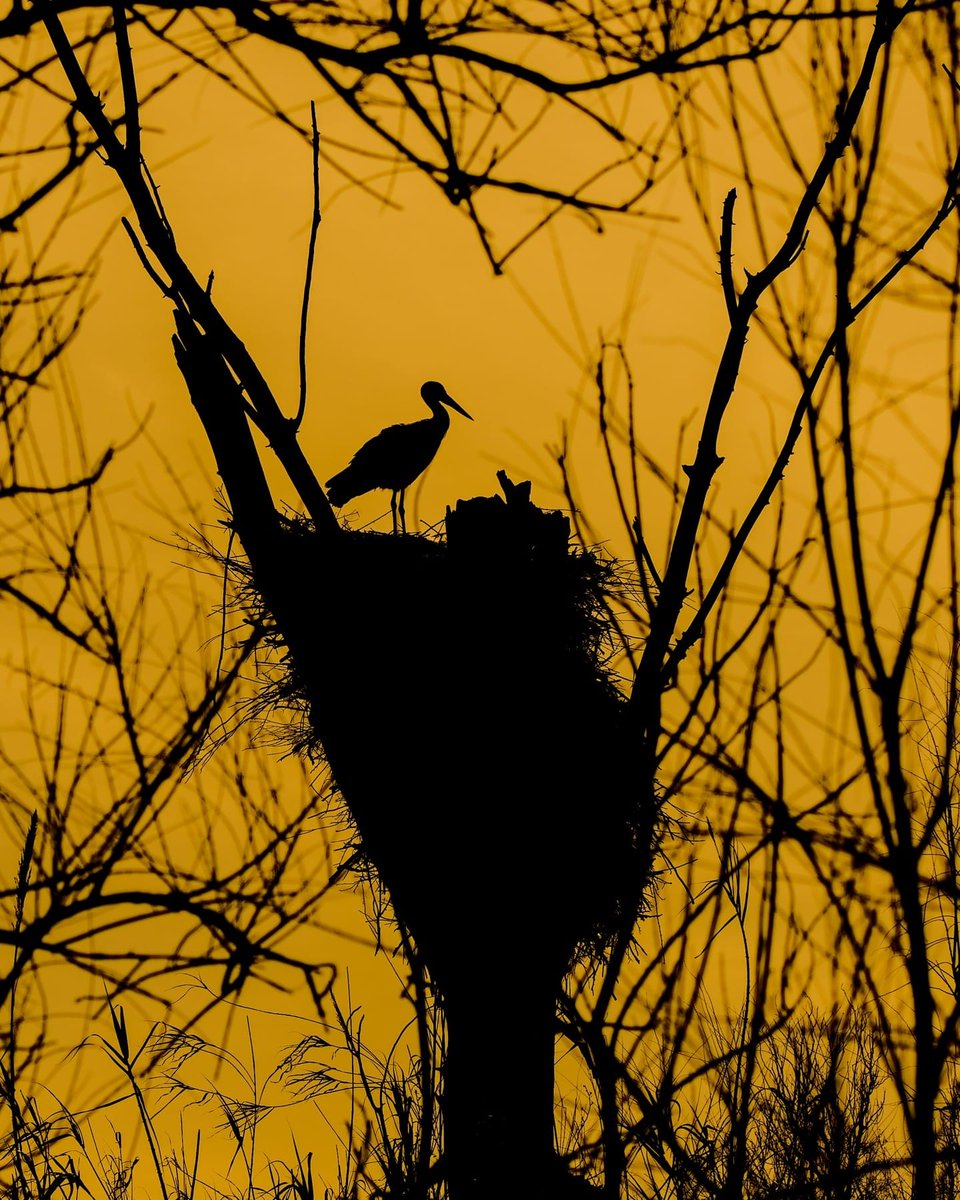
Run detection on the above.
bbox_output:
[325,381,473,534]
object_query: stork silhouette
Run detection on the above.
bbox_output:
[326,381,472,533]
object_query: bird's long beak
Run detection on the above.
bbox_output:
[443,392,473,421]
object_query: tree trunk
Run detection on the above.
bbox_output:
[442,970,558,1200]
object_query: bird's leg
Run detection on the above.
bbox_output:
[399,489,407,534]
[391,491,399,535]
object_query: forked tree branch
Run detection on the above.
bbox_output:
[628,0,913,740]
[40,2,340,544]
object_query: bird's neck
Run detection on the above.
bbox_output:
[426,402,451,428]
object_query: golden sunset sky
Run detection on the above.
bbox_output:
[5,6,959,1191]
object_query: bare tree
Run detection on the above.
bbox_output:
[0,202,344,1185]
[7,1,960,1199]
[555,6,960,1198]
[1,0,891,271]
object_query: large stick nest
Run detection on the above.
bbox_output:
[227,473,660,977]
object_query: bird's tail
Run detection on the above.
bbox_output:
[325,466,360,508]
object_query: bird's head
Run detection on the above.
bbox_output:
[421,380,473,421]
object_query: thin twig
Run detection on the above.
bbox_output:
[295,101,321,432]
[121,216,174,297]
[719,187,738,322]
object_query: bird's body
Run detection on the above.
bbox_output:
[326,381,472,532]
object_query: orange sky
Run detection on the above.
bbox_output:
[5,9,960,1192]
